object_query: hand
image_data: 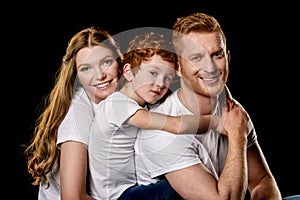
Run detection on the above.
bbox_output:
[213,98,231,135]
[223,103,250,139]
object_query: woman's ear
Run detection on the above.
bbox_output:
[123,63,134,81]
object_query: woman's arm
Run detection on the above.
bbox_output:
[60,141,94,200]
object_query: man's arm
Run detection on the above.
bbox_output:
[165,104,249,200]
[247,142,282,200]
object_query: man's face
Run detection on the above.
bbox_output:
[177,31,229,98]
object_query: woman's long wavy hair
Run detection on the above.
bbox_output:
[24,27,123,188]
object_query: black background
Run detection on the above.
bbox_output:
[6,1,299,199]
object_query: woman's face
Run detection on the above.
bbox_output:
[76,45,120,104]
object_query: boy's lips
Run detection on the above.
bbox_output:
[151,90,161,96]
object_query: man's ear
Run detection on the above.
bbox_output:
[227,50,231,63]
[123,63,134,81]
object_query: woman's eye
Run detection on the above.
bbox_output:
[102,59,114,66]
[80,66,90,72]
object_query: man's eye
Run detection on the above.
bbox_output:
[191,55,201,62]
[214,51,224,58]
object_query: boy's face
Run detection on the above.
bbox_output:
[131,54,175,105]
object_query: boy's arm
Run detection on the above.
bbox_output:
[126,109,221,134]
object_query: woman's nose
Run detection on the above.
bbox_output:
[96,68,107,80]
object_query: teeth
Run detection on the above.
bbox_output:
[97,82,109,88]
[202,77,215,81]
[201,77,216,81]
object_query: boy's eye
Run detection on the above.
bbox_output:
[149,71,158,77]
[164,76,172,81]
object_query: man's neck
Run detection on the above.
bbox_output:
[177,88,217,115]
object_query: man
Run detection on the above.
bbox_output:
[135,12,282,199]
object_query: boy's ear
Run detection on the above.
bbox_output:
[123,63,134,81]
[176,61,182,78]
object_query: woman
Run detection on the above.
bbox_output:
[24,27,123,200]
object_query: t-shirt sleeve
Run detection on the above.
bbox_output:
[233,99,258,148]
[106,93,144,127]
[57,89,94,148]
[246,117,257,148]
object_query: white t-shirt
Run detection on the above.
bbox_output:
[88,92,144,200]
[135,89,257,185]
[38,87,95,200]
[38,165,60,200]
[57,86,96,148]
